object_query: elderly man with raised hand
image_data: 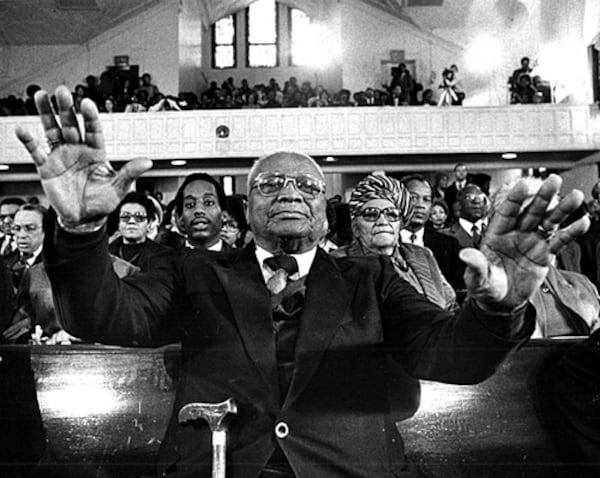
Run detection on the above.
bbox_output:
[15,85,589,478]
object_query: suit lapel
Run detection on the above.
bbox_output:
[285,249,351,407]
[217,243,280,399]
[399,244,443,308]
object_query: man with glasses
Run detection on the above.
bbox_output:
[5,204,46,290]
[442,183,488,249]
[14,86,591,477]
[108,191,170,271]
[2,204,46,342]
[0,197,25,257]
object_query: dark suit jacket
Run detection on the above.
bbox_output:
[108,237,171,272]
[0,257,16,334]
[423,227,465,290]
[440,222,479,250]
[5,250,44,291]
[45,226,534,478]
[442,183,461,211]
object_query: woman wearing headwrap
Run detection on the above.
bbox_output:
[332,173,457,312]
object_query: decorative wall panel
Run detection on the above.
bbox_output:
[1,105,599,167]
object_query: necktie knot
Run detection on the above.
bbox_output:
[264,255,298,276]
[409,233,417,244]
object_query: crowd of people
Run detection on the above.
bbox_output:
[2,159,599,345]
[0,53,562,116]
[508,56,552,104]
[1,55,561,116]
[1,61,470,116]
[0,84,598,476]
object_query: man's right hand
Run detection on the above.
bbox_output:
[15,85,152,230]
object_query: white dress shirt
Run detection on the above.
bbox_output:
[400,228,425,247]
[185,238,226,251]
[255,244,317,284]
[458,217,487,236]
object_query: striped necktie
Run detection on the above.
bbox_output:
[264,255,298,296]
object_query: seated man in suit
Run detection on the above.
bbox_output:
[0,197,25,257]
[401,174,465,291]
[442,183,488,250]
[443,163,469,213]
[5,204,46,291]
[15,85,589,477]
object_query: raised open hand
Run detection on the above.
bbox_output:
[460,175,590,310]
[15,85,152,230]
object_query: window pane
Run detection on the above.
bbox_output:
[248,44,277,67]
[290,9,311,66]
[215,15,234,44]
[248,0,276,44]
[215,46,235,69]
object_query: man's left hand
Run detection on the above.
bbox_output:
[461,174,589,310]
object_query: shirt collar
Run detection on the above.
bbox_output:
[458,217,487,235]
[400,227,424,247]
[24,245,42,266]
[255,244,317,284]
[185,239,224,251]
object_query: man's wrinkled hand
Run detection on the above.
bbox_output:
[461,174,589,310]
[15,85,152,229]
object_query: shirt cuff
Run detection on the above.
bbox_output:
[472,299,532,338]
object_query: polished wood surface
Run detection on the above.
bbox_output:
[0,340,593,477]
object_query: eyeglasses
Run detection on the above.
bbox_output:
[222,220,239,231]
[11,224,40,234]
[358,207,402,222]
[251,172,326,198]
[464,193,485,203]
[119,213,148,223]
[0,214,15,222]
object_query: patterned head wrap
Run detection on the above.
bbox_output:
[348,173,414,222]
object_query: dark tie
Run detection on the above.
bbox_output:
[264,255,298,296]
[410,233,417,244]
[11,254,32,289]
[263,255,305,399]
[471,224,481,248]
[262,255,305,476]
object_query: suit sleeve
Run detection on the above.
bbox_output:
[0,257,16,335]
[378,256,535,384]
[44,221,181,347]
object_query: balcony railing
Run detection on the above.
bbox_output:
[1,104,599,167]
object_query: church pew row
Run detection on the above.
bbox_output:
[0,340,594,477]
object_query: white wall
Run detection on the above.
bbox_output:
[0,0,180,98]
[427,0,595,105]
[339,0,463,98]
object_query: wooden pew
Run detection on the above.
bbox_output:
[0,340,594,477]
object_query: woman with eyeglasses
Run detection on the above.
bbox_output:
[220,195,249,248]
[332,173,457,312]
[108,192,171,271]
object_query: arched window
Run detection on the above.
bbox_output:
[212,14,236,69]
[247,0,278,67]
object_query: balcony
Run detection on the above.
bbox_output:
[1,104,600,181]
